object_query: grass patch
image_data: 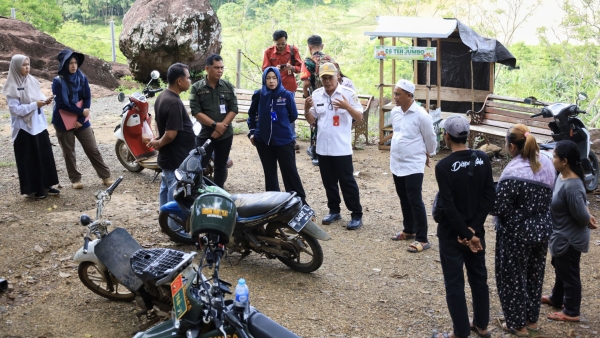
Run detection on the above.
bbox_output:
[0,161,15,167]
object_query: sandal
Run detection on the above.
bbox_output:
[541,295,562,308]
[470,324,491,338]
[547,311,580,322]
[391,232,416,241]
[407,241,431,253]
[525,322,539,332]
[501,323,529,337]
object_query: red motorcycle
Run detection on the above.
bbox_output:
[114,71,163,176]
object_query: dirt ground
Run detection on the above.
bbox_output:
[0,97,600,338]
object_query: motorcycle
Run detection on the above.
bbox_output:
[114,70,163,175]
[134,220,300,338]
[159,140,330,273]
[529,92,599,192]
[72,177,198,327]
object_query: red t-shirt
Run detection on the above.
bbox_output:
[262,45,303,92]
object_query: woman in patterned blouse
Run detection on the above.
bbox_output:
[492,124,556,336]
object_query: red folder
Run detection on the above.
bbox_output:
[59,100,89,130]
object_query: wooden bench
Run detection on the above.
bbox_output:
[466,94,553,147]
[183,89,374,149]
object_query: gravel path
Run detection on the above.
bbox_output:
[0,97,599,337]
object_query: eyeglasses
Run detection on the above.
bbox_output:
[326,96,333,110]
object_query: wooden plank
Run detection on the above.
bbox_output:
[414,86,489,102]
[412,38,418,84]
[436,38,441,109]
[484,107,553,127]
[486,101,542,115]
[482,113,551,129]
[481,119,553,135]
[470,124,552,143]
[426,38,431,110]
[380,36,386,150]
[489,62,494,93]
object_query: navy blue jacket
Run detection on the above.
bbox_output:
[51,76,92,131]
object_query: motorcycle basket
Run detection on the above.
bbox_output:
[190,193,237,244]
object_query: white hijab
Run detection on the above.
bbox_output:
[2,55,46,127]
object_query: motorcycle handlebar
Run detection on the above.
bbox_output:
[106,176,123,196]
[531,112,543,118]
[577,109,587,115]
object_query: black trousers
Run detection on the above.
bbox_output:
[14,129,59,195]
[197,135,233,189]
[255,140,307,205]
[549,246,582,317]
[393,173,428,243]
[317,154,362,218]
[439,237,489,338]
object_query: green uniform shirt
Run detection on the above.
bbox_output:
[189,78,238,140]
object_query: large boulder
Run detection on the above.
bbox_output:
[119,0,222,82]
[0,16,120,89]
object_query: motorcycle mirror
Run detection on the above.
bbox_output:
[175,169,184,181]
[117,92,125,102]
[150,70,160,80]
[0,278,7,294]
[80,214,91,226]
[578,92,588,101]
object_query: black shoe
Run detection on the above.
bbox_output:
[294,142,300,151]
[311,158,319,166]
[321,213,342,225]
[46,188,60,196]
[347,216,363,230]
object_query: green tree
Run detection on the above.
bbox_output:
[1,0,63,32]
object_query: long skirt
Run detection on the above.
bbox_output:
[14,129,59,195]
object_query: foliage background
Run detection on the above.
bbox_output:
[1,0,599,124]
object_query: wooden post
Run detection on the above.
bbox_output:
[392,37,396,85]
[426,39,431,110]
[379,37,385,147]
[412,38,418,84]
[489,62,495,93]
[436,38,442,110]
[236,49,241,89]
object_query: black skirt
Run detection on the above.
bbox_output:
[14,129,59,195]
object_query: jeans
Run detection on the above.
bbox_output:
[549,246,582,317]
[159,169,177,207]
[439,237,489,338]
[393,173,428,243]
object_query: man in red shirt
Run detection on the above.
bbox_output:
[262,30,303,150]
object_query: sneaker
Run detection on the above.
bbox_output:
[46,188,60,196]
[25,192,46,199]
[102,178,114,186]
[311,158,319,166]
[72,182,83,189]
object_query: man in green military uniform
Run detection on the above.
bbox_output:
[189,54,238,188]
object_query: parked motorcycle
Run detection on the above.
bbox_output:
[159,140,330,273]
[529,92,599,192]
[134,217,300,338]
[72,177,198,326]
[114,70,163,175]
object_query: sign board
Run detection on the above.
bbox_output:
[374,46,436,61]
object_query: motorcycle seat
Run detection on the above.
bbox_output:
[540,143,556,150]
[248,311,300,338]
[231,192,291,218]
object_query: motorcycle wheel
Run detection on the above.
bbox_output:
[265,221,323,273]
[586,152,599,193]
[158,211,194,244]
[115,139,144,172]
[77,261,135,301]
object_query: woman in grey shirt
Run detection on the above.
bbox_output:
[543,140,597,322]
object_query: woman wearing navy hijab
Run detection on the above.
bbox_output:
[52,49,113,189]
[247,67,307,205]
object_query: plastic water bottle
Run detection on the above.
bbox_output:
[234,278,249,311]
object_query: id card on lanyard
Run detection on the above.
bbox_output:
[219,94,227,114]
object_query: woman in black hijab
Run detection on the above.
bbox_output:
[51,49,113,189]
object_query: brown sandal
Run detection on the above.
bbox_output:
[391,232,415,241]
[541,295,563,308]
[547,311,580,322]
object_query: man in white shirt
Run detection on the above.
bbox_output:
[305,63,364,230]
[389,79,437,252]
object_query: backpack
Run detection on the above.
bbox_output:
[305,51,337,93]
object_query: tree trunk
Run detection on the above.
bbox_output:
[586,89,600,127]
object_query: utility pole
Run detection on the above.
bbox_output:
[110,20,116,62]
[11,8,16,19]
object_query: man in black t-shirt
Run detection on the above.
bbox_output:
[147,63,195,207]
[433,115,495,338]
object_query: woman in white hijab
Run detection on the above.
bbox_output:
[2,54,60,199]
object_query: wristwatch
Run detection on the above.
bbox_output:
[211,121,217,128]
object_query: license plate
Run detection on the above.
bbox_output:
[171,274,189,319]
[288,205,315,232]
